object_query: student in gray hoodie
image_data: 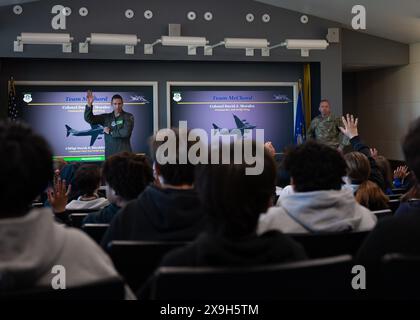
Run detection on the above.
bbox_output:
[0,121,132,297]
[258,137,377,234]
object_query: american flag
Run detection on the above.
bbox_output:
[7,77,20,121]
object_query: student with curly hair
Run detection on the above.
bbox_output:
[65,164,109,211]
[83,152,154,224]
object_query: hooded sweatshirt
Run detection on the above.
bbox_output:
[160,231,307,267]
[258,188,377,234]
[101,185,206,249]
[66,196,110,211]
[83,203,121,224]
[0,208,129,293]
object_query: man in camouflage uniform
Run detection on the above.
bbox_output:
[307,99,349,150]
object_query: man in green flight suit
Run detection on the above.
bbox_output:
[84,90,134,158]
[307,99,349,150]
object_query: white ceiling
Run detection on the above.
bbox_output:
[256,0,420,44]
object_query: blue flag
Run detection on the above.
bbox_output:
[294,87,306,144]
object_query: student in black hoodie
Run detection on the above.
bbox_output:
[83,152,154,224]
[159,141,307,267]
[101,129,206,249]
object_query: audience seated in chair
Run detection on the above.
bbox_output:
[158,141,307,268]
[394,180,420,217]
[369,150,412,195]
[374,155,396,195]
[58,162,82,202]
[344,152,389,211]
[264,141,291,202]
[83,152,154,224]
[393,165,412,190]
[258,115,377,234]
[53,158,67,178]
[357,117,420,284]
[0,121,133,298]
[342,116,386,192]
[65,164,109,210]
[101,128,207,248]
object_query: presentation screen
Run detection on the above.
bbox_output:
[168,82,297,152]
[13,82,158,162]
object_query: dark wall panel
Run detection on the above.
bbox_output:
[0,59,310,127]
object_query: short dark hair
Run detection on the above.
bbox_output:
[150,128,196,185]
[403,118,420,179]
[284,141,346,192]
[111,94,123,103]
[195,141,276,237]
[103,152,153,200]
[73,164,101,196]
[0,121,53,216]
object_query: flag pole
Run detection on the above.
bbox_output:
[8,77,15,96]
[11,77,15,96]
[298,78,304,118]
[7,77,18,121]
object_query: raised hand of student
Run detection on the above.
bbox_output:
[264,141,276,158]
[339,114,359,139]
[86,90,94,107]
[370,148,379,159]
[48,178,71,213]
[394,165,410,182]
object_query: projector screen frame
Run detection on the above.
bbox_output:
[166,81,298,131]
[13,80,159,161]
[14,80,159,133]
